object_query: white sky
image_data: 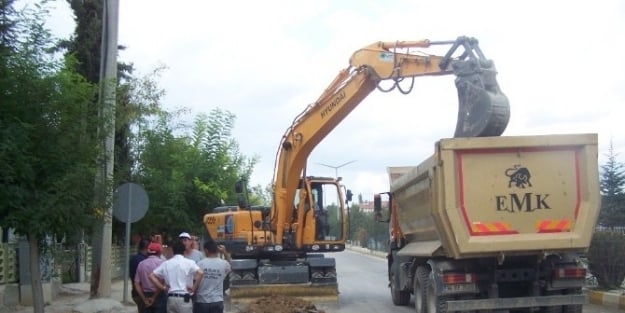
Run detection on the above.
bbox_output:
[44,0,625,200]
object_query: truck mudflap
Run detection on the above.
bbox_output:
[445,294,586,312]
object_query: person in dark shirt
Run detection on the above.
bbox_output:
[130,238,150,313]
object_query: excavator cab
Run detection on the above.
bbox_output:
[295,178,348,246]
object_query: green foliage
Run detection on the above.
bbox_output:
[346,204,388,249]
[131,108,257,238]
[61,0,169,241]
[62,0,102,83]
[0,2,99,239]
[0,0,18,54]
[357,228,368,248]
[113,65,166,184]
[348,204,369,239]
[598,142,625,227]
[248,183,272,206]
[587,231,625,289]
[61,0,151,188]
[0,2,101,311]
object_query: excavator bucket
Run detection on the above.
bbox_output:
[452,58,510,138]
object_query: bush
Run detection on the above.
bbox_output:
[357,228,368,248]
[587,230,625,289]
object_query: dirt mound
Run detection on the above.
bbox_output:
[237,295,325,313]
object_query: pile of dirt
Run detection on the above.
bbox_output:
[237,295,325,313]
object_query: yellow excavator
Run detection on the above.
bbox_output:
[203,36,510,301]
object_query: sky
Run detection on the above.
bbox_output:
[42,0,625,200]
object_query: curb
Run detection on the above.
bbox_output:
[587,289,625,310]
[345,245,386,259]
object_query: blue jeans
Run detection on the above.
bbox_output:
[193,301,224,313]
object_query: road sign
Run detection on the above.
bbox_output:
[112,182,149,303]
[113,182,148,223]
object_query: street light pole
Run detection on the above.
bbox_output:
[316,160,357,242]
[316,160,357,179]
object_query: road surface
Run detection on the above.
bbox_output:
[327,249,413,313]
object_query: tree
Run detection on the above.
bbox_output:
[249,182,272,206]
[587,231,625,289]
[109,66,166,243]
[61,0,167,295]
[0,2,99,312]
[131,108,257,238]
[598,141,625,228]
[63,0,102,83]
[347,204,383,246]
[587,142,625,289]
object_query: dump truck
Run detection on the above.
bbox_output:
[374,133,600,313]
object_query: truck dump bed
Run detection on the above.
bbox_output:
[390,133,599,259]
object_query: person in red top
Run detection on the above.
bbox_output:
[134,242,166,313]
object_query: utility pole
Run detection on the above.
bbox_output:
[92,0,118,298]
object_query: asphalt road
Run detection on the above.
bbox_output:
[318,249,623,313]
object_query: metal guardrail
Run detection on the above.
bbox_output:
[0,243,18,284]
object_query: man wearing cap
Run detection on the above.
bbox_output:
[150,240,203,313]
[179,232,204,263]
[134,242,166,313]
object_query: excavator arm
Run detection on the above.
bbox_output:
[272,36,510,244]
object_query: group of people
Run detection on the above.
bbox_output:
[129,232,231,313]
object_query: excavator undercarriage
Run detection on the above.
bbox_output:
[228,255,339,302]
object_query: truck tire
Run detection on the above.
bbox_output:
[427,271,451,313]
[391,261,410,305]
[414,266,429,313]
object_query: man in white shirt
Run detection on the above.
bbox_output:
[179,232,204,263]
[149,240,203,313]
